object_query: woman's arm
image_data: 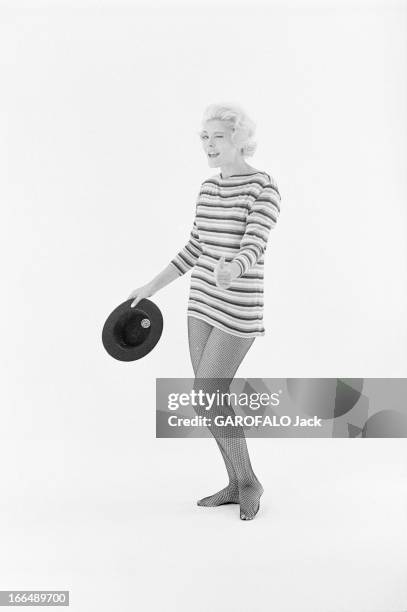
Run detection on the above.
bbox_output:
[128,198,203,307]
[169,216,203,276]
[231,181,281,277]
[149,262,182,293]
[128,262,185,308]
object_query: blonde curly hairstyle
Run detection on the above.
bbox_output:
[200,102,257,157]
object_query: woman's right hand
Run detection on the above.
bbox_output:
[127,283,155,308]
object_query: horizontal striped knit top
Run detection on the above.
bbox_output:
[170,171,281,337]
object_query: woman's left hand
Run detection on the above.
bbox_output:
[214,256,240,289]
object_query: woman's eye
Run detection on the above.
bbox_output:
[200,135,224,140]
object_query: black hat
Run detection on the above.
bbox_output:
[102,298,163,361]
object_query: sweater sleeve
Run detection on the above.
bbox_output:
[169,211,203,277]
[231,181,281,277]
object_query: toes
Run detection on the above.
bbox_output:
[240,502,260,521]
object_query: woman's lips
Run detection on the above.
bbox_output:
[208,153,220,158]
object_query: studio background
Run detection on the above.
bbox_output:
[1,1,406,611]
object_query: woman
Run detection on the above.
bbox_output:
[128,103,281,520]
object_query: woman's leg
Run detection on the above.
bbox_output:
[193,325,264,520]
[187,316,240,505]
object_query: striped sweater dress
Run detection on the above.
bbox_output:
[169,171,281,338]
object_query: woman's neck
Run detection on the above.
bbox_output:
[220,165,258,178]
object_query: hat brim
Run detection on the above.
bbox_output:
[102,298,163,362]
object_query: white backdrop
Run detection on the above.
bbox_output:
[1,1,407,611]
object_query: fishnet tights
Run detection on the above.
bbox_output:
[187,316,264,520]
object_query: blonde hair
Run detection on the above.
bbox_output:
[200,102,257,157]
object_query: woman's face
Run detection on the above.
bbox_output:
[199,119,240,168]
